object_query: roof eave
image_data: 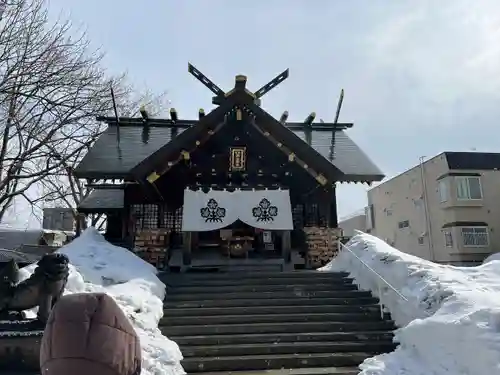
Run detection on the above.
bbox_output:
[77,207,124,214]
[72,169,133,180]
[337,173,385,184]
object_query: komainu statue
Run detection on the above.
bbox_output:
[0,253,69,324]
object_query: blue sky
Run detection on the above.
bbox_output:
[12,0,500,227]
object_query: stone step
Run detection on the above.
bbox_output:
[182,341,397,358]
[166,290,372,302]
[162,271,348,283]
[160,311,390,326]
[7,370,357,375]
[166,282,358,294]
[169,331,395,346]
[217,265,284,272]
[182,352,372,373]
[192,368,359,375]
[163,304,383,317]
[161,320,395,336]
[164,276,354,288]
[164,296,379,309]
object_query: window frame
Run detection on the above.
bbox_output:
[398,220,409,229]
[443,230,453,248]
[456,176,483,201]
[438,179,448,202]
[461,226,489,248]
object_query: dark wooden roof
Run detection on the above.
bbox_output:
[444,152,500,171]
[75,86,383,183]
[78,189,124,213]
[74,122,382,183]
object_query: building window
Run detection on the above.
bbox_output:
[461,227,489,247]
[418,236,425,245]
[443,230,453,247]
[398,220,409,229]
[438,180,448,202]
[456,176,482,200]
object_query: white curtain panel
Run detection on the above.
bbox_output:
[181,189,239,231]
[181,188,294,231]
[238,189,294,230]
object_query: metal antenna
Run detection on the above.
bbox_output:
[329,89,344,161]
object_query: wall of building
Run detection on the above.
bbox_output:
[368,154,452,262]
[339,214,367,237]
[42,208,75,232]
[368,153,500,264]
[438,168,500,263]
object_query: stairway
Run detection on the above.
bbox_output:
[161,271,397,375]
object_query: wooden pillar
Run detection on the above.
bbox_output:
[282,230,291,262]
[105,212,123,241]
[75,214,83,237]
[328,184,338,228]
[182,232,192,266]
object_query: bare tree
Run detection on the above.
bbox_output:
[0,0,168,223]
[41,88,168,229]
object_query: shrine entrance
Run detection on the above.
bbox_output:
[176,188,293,269]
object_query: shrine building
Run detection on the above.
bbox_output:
[74,64,384,271]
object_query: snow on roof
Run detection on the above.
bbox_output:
[0,228,43,251]
[322,231,500,375]
[19,228,183,375]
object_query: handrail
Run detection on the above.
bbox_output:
[338,241,409,302]
[335,241,437,320]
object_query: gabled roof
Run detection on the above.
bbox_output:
[73,126,185,179]
[75,122,383,183]
[75,76,383,184]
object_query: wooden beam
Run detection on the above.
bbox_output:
[96,116,353,131]
[249,118,330,186]
[152,118,229,179]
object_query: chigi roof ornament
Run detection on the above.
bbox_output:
[188,62,289,106]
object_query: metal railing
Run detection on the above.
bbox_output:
[337,241,410,319]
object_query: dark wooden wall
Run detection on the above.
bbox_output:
[121,118,340,245]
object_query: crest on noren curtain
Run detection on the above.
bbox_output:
[252,198,278,222]
[200,199,226,222]
[229,147,246,172]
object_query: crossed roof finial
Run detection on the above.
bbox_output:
[188,63,289,105]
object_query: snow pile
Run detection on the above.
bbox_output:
[321,231,500,375]
[484,252,500,264]
[20,228,184,375]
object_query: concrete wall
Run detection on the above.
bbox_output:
[42,208,75,232]
[339,214,367,237]
[368,153,499,264]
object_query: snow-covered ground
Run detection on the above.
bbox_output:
[19,228,184,375]
[322,231,500,375]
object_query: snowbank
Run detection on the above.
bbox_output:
[484,252,500,264]
[322,231,500,375]
[20,228,184,375]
